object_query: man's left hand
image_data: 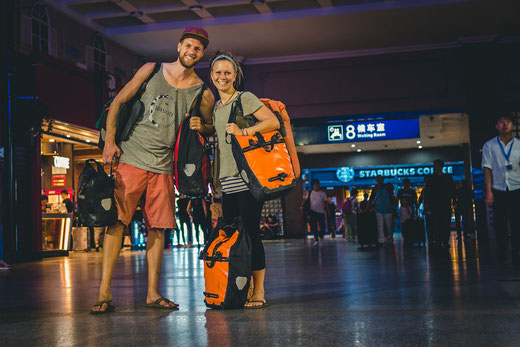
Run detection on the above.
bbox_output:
[189,114,203,132]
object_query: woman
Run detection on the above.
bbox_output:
[194,52,279,308]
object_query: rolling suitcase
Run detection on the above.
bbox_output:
[402,217,426,246]
[357,212,378,247]
[200,218,251,309]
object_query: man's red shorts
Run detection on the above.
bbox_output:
[113,162,176,229]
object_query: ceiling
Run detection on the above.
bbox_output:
[47,0,520,62]
[296,113,469,154]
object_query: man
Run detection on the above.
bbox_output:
[41,195,49,213]
[91,26,215,313]
[454,180,475,242]
[61,190,74,213]
[342,188,359,241]
[370,176,395,246]
[397,178,417,210]
[482,113,520,264]
[309,179,328,247]
[423,159,455,249]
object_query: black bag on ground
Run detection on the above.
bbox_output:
[96,63,161,149]
[77,159,118,227]
[174,85,211,197]
[357,212,378,247]
[402,217,426,246]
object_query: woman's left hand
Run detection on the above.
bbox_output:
[226,123,242,136]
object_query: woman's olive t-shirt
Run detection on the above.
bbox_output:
[213,91,264,180]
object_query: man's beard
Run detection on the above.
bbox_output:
[179,55,200,69]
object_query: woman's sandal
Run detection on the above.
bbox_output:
[244,300,269,309]
[90,300,115,314]
[146,297,179,310]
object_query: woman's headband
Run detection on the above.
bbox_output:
[211,55,237,72]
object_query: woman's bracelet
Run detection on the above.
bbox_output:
[241,128,249,136]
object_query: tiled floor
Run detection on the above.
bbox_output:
[1,234,520,346]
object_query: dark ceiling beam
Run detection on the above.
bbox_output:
[115,0,156,24]
[179,0,214,19]
[316,0,333,7]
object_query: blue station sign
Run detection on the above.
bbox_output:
[294,118,420,145]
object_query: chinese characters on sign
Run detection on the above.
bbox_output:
[294,118,420,146]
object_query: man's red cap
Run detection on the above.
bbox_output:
[180,25,209,49]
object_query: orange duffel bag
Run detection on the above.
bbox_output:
[227,94,298,202]
[200,218,251,309]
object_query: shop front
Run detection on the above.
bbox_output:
[40,119,101,256]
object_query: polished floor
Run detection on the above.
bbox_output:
[1,234,520,347]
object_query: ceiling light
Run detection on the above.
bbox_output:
[85,139,91,143]
[189,5,203,11]
[130,11,144,17]
[250,0,265,3]
[351,144,356,148]
[357,149,362,152]
[66,135,71,138]
[49,139,55,142]
[418,145,423,149]
[416,140,421,144]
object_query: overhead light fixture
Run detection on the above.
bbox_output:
[418,145,423,149]
[189,5,203,11]
[49,138,55,142]
[351,144,356,148]
[357,149,362,153]
[130,11,144,17]
[85,139,91,143]
[416,140,421,144]
[66,135,71,138]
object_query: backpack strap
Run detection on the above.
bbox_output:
[132,62,161,101]
[225,92,244,144]
[189,84,207,117]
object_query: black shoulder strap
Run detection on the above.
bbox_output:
[190,84,207,117]
[227,92,243,124]
[134,62,161,98]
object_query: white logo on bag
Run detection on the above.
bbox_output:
[183,164,196,176]
[236,277,247,290]
[101,198,112,211]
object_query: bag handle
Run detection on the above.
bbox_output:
[86,158,113,176]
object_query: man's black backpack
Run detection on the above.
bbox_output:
[96,63,161,149]
[77,159,118,227]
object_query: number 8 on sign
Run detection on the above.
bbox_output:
[346,125,356,140]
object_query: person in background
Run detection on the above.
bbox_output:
[209,197,222,231]
[177,194,192,248]
[398,198,414,233]
[61,190,74,213]
[482,113,520,264]
[423,159,455,249]
[454,180,474,242]
[309,179,328,247]
[419,175,434,245]
[342,188,359,241]
[370,175,396,246]
[397,178,417,211]
[265,214,280,239]
[42,195,49,212]
[326,197,337,238]
[187,197,208,246]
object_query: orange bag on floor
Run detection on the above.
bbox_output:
[227,94,298,202]
[200,219,251,309]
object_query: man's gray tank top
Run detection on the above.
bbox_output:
[118,63,203,174]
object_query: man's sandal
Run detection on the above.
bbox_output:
[146,297,179,310]
[90,300,115,314]
[244,300,269,309]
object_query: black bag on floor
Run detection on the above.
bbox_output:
[357,212,378,247]
[174,85,211,197]
[402,217,426,246]
[77,159,118,227]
